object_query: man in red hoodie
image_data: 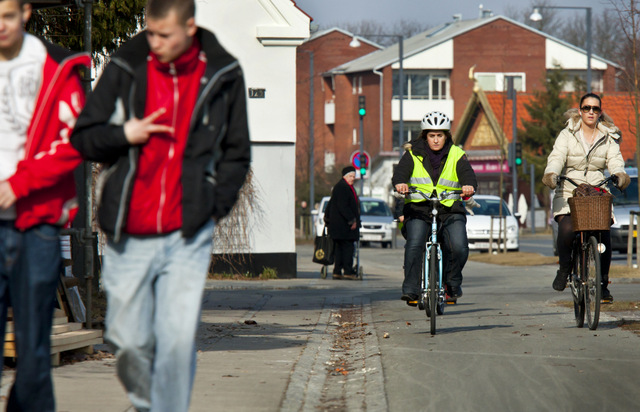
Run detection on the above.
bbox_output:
[0,1,89,411]
[70,0,251,410]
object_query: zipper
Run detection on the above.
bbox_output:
[582,133,607,177]
[156,63,179,233]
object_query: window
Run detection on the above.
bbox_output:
[393,121,421,148]
[432,76,448,100]
[393,70,449,100]
[475,72,525,92]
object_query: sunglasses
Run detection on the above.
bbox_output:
[580,105,602,114]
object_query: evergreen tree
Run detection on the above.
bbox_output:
[518,65,575,201]
[26,1,145,58]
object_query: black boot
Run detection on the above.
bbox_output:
[601,277,613,303]
[552,268,570,291]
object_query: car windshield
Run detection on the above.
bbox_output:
[360,200,392,217]
[466,198,512,216]
[608,178,639,206]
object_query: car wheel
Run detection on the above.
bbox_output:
[361,241,370,247]
[382,242,390,249]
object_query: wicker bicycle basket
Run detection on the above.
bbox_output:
[568,194,612,231]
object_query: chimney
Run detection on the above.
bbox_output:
[452,14,462,22]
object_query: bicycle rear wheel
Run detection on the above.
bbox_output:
[570,274,584,328]
[584,236,602,330]
[429,247,438,335]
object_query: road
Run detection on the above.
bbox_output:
[296,240,640,411]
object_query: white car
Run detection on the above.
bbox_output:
[465,195,519,252]
[312,196,394,248]
[606,167,638,253]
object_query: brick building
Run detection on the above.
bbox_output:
[295,12,620,203]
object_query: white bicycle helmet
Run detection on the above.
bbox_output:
[421,111,451,131]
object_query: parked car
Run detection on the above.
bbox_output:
[608,167,639,253]
[465,195,519,252]
[311,196,331,237]
[312,196,394,247]
[359,197,394,248]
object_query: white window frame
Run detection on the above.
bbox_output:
[474,72,526,92]
[394,70,450,100]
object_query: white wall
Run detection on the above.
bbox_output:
[546,39,607,70]
[196,0,309,255]
[397,39,454,70]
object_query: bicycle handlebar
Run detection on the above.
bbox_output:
[557,174,618,190]
[406,186,464,202]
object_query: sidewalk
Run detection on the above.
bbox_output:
[0,247,385,412]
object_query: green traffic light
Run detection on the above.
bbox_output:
[358,108,366,116]
[515,158,522,166]
[360,167,366,176]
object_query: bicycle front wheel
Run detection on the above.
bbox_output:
[429,247,438,335]
[584,236,602,330]
[571,239,584,328]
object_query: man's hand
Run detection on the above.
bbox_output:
[123,108,174,145]
[395,183,409,194]
[350,221,357,230]
[0,181,17,210]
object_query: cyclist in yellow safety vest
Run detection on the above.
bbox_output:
[392,111,477,305]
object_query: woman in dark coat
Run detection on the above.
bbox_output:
[327,166,361,279]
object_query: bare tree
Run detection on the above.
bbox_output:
[322,19,431,46]
[560,10,621,63]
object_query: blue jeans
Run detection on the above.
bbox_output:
[0,221,61,412]
[403,214,469,296]
[102,220,214,412]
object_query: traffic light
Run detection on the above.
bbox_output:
[359,154,367,177]
[358,95,366,117]
[515,142,522,166]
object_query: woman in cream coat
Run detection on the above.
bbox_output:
[542,93,630,303]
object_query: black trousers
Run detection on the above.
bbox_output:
[333,239,355,275]
[556,215,611,284]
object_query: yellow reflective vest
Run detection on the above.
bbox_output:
[405,146,465,207]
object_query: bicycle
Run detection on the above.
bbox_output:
[406,186,464,335]
[557,175,618,330]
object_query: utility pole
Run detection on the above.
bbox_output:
[507,76,518,214]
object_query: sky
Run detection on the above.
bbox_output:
[293,0,614,29]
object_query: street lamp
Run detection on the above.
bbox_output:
[530,6,592,93]
[300,50,315,218]
[350,34,404,157]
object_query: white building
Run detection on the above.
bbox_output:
[197,0,309,277]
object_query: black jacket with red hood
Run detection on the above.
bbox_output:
[70,28,251,241]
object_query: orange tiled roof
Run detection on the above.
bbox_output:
[484,92,637,163]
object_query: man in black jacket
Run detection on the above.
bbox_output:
[69,1,250,410]
[327,166,361,279]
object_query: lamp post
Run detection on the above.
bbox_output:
[350,34,404,157]
[530,6,592,93]
[300,50,315,219]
